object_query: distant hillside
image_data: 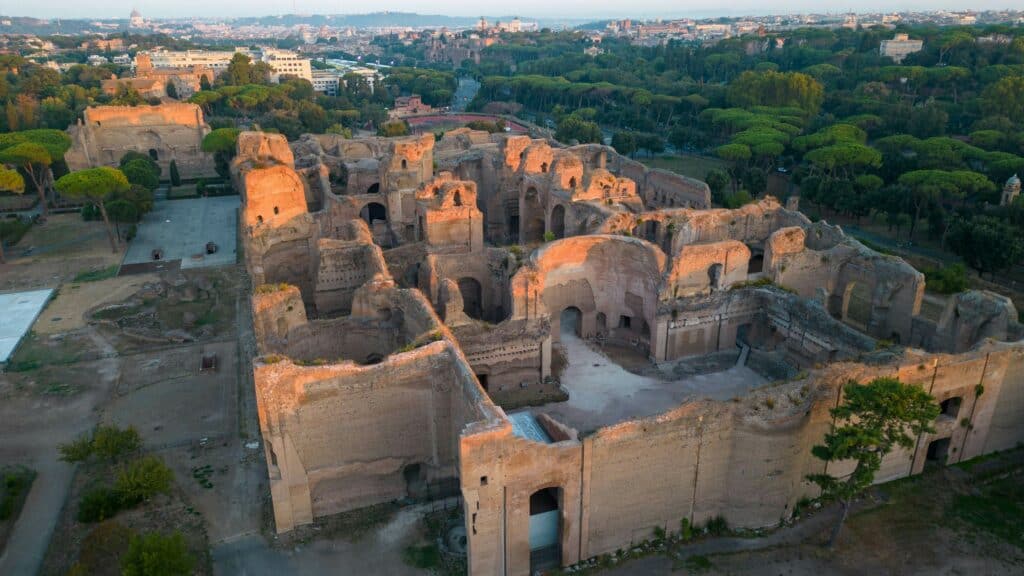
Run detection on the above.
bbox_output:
[234,13,501,28]
[0,17,120,35]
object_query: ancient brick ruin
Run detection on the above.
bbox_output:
[64,103,217,179]
[242,129,1024,576]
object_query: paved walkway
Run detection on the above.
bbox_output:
[122,196,239,270]
[0,328,119,576]
[0,458,76,575]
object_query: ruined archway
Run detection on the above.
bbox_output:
[522,187,545,243]
[360,202,387,225]
[551,205,566,240]
[560,306,582,337]
[367,182,380,195]
[841,282,871,330]
[458,277,483,320]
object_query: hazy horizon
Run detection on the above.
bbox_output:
[5,1,1024,22]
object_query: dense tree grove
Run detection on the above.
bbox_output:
[446,25,1024,275]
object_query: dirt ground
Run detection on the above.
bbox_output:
[1,214,124,293]
[0,242,262,574]
[34,274,159,335]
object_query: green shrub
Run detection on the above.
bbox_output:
[115,456,173,506]
[924,263,969,294]
[78,486,123,523]
[543,231,556,242]
[0,467,35,520]
[72,265,119,283]
[704,515,729,536]
[59,435,95,463]
[92,425,141,461]
[121,531,194,576]
[0,218,31,247]
[402,543,441,569]
[60,424,140,464]
[679,517,694,541]
[684,554,713,572]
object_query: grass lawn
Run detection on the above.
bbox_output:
[640,154,727,180]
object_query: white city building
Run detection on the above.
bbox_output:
[142,48,312,83]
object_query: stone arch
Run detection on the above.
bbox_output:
[522,186,545,243]
[403,463,426,500]
[550,205,566,239]
[367,182,380,195]
[453,191,463,206]
[148,148,159,161]
[457,277,483,320]
[360,202,387,225]
[401,158,408,170]
[569,176,577,188]
[560,306,582,337]
[841,281,872,329]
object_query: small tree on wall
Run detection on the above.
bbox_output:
[807,377,939,548]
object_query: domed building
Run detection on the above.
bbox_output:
[129,8,145,28]
[1001,173,1021,206]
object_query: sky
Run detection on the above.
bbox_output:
[4,0,1023,21]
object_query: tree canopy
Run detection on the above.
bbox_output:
[808,377,939,548]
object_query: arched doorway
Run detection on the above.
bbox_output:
[522,187,545,243]
[506,203,520,244]
[551,205,566,239]
[458,277,483,320]
[708,263,723,290]
[529,487,562,572]
[403,463,426,500]
[841,282,871,329]
[360,202,387,225]
[560,306,581,337]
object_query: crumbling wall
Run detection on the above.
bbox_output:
[64,103,216,178]
[765,225,925,344]
[511,236,666,346]
[461,340,1024,575]
[664,240,750,298]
